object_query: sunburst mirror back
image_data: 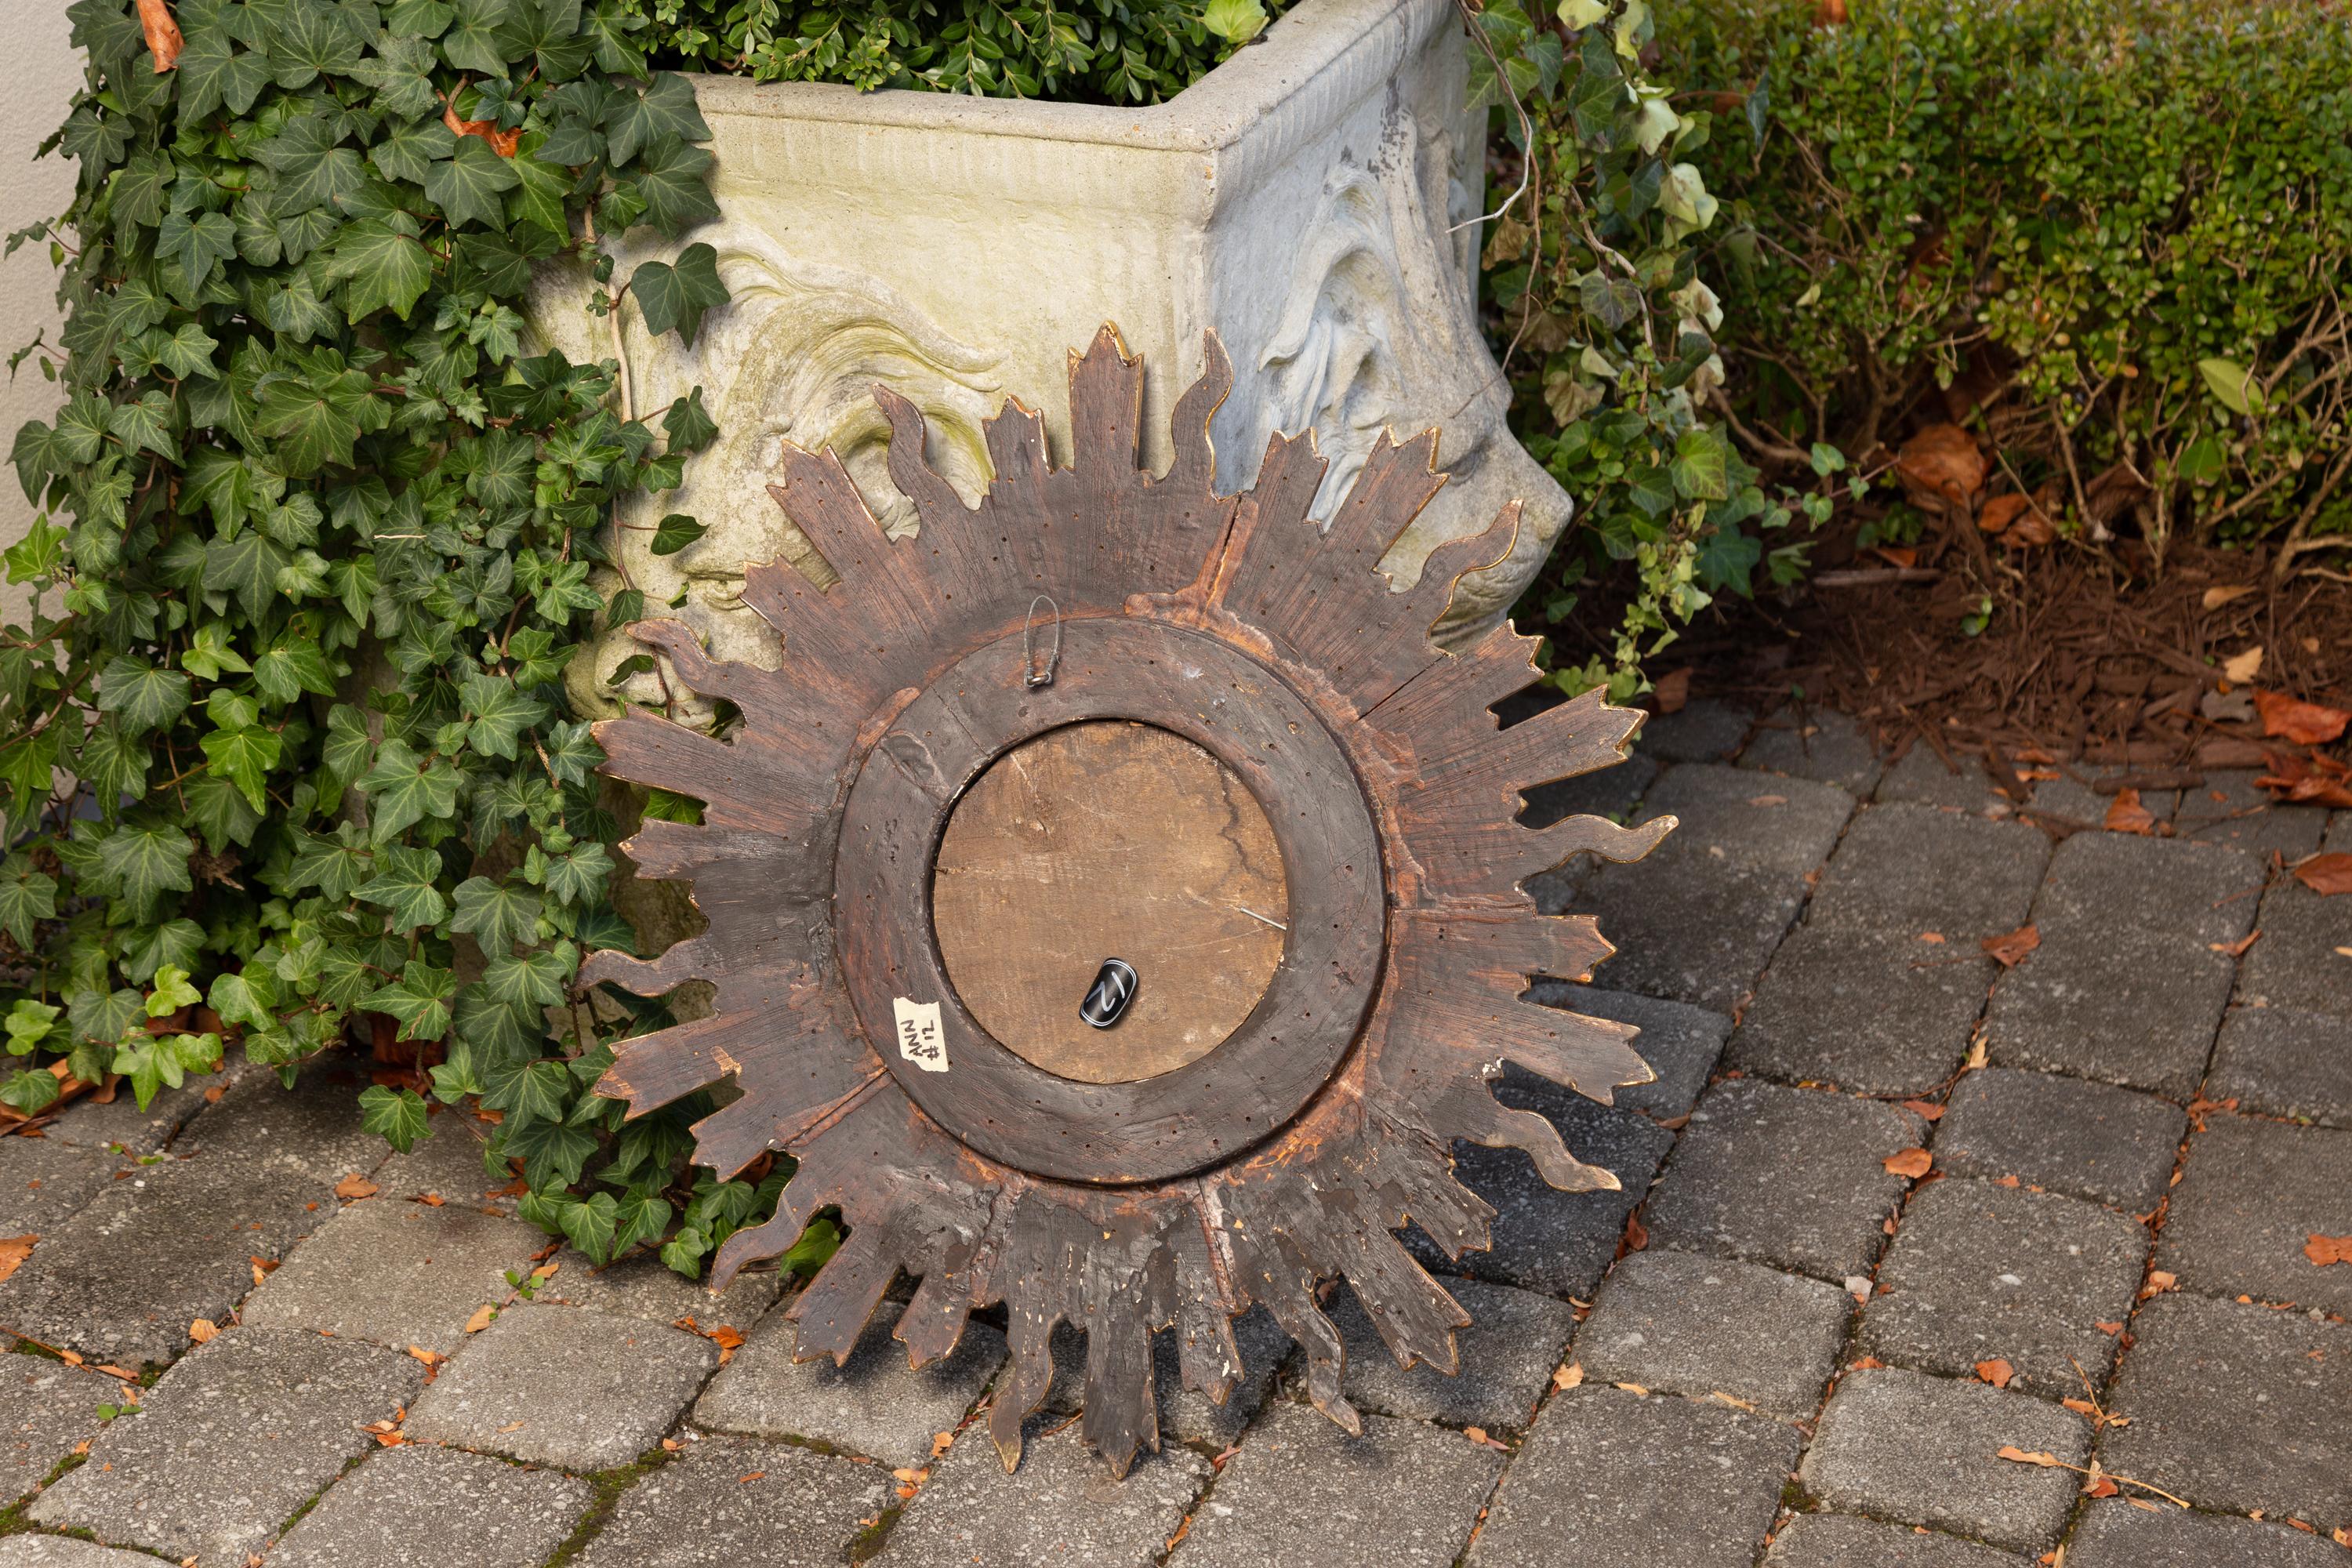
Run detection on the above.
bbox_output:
[583,326,1675,1478]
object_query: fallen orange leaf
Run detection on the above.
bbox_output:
[463,1305,496,1334]
[189,1318,218,1345]
[2292,854,2352,897]
[1982,924,2041,967]
[2209,931,2261,958]
[441,86,521,158]
[134,0,183,71]
[333,1174,379,1200]
[1900,1099,1945,1121]
[2222,645,2264,685]
[1652,669,1691,715]
[1883,1148,1933,1179]
[2103,789,2158,836]
[2201,584,2259,611]
[1975,1359,2014,1388]
[0,1235,36,1286]
[1553,1363,1584,1391]
[2305,1234,2352,1267]
[1998,1446,2063,1468]
[739,1471,767,1483]
[2253,689,2351,746]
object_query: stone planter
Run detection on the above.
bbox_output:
[539,0,1571,718]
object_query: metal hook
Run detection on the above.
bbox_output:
[1023,595,1062,689]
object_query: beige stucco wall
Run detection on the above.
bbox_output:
[0,3,80,624]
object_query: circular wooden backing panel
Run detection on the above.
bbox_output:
[932,720,1289,1084]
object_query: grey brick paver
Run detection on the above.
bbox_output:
[0,1138,114,1237]
[1762,1513,2027,1566]
[2240,867,2352,1019]
[1739,710,1883,794]
[535,1250,782,1327]
[0,1541,176,1566]
[28,1327,422,1564]
[1729,924,1997,1094]
[2208,1006,2352,1127]
[1802,803,2049,937]
[1799,1367,2089,1555]
[1576,765,1853,1011]
[1635,700,1750,763]
[1643,1079,1923,1282]
[172,1065,387,1185]
[405,1303,717,1471]
[1468,1387,1797,1568]
[2064,1497,2351,1566]
[239,1195,546,1354]
[1326,1277,1573,1432]
[45,1073,221,1156]
[268,1444,590,1568]
[0,1356,113,1503]
[1859,1178,2147,1396]
[1932,1069,2184,1212]
[2173,770,2328,860]
[1408,1080,1672,1299]
[1874,746,2008,812]
[2158,1112,2352,1313]
[1169,1401,1500,1568]
[1574,1248,1849,1419]
[695,1298,1005,1469]
[1984,922,2239,1101]
[2031,832,2264,946]
[883,1424,1207,1568]
[2099,1293,2352,1532]
[1524,983,1729,1120]
[575,1434,894,1568]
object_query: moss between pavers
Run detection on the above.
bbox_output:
[539,1443,679,1568]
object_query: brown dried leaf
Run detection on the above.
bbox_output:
[1975,1359,2015,1388]
[135,0,183,71]
[2103,789,2158,836]
[1553,1363,1584,1392]
[1883,1148,1933,1179]
[2292,855,2352,898]
[2201,585,2259,611]
[1900,1099,1946,1120]
[414,1192,445,1207]
[2305,1234,2352,1267]
[1982,924,2042,967]
[1998,1446,2063,1468]
[1895,423,1987,518]
[2253,690,2351,746]
[463,1304,496,1334]
[2222,645,2264,685]
[2209,931,2261,958]
[1652,669,1691,715]
[0,1235,36,1286]
[188,1318,218,1345]
[333,1174,379,1201]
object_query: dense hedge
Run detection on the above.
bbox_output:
[1666,0,2352,572]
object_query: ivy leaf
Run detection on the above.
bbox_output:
[358,739,461,841]
[107,391,177,461]
[352,31,442,117]
[626,136,718,236]
[178,27,272,121]
[69,987,143,1048]
[371,118,457,185]
[628,242,725,345]
[205,529,294,622]
[451,875,542,957]
[200,724,284,814]
[369,960,457,1042]
[183,772,264,849]
[251,636,339,704]
[0,855,58,948]
[358,1084,431,1152]
[483,1054,570,1126]
[424,130,522,230]
[97,655,192,733]
[662,387,717,452]
[256,358,372,475]
[603,72,709,165]
[507,154,572,237]
[156,210,238,293]
[94,815,196,909]
[541,720,601,786]
[146,964,202,1018]
[359,845,452,929]
[609,1192,673,1257]
[0,1070,61,1116]
[540,841,613,906]
[325,215,436,323]
[483,943,572,1009]
[322,706,375,784]
[458,671,547,760]
[1669,426,1731,502]
[289,828,374,900]
[441,0,520,75]
[252,115,368,217]
[264,1,371,85]
[557,1189,620,1261]
[646,513,705,557]
[503,1115,597,1188]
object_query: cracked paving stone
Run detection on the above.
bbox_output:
[1573,1248,1849,1420]
[239,1195,547,1355]
[1403,1082,1674,1299]
[1984,923,2238,1101]
[695,1298,1005,1470]
[1803,804,2049,938]
[880,1421,1208,1568]
[1634,699,1751,763]
[44,1072,222,1156]
[0,1138,116,1238]
[1858,1178,2147,1396]
[1931,1069,2185,1214]
[1642,1079,1923,1283]
[2157,1112,2352,1314]
[28,1327,421,1564]
[0,1356,114,1504]
[1169,1400,1500,1568]
[2064,1497,2350,1567]
[2172,770,2329,861]
[1576,765,1853,1011]
[1874,747,2009,814]
[2099,1293,2351,1531]
[1523,983,1729,1121]
[2240,847,2352,1020]
[1799,1367,2089,1555]
[576,1433,894,1568]
[0,1541,183,1566]
[1728,924,1997,1096]
[1041,1308,1291,1449]
[1324,1276,1574,1432]
[1762,1513,2029,1567]
[405,1303,718,1472]
[535,1250,783,1328]
[269,1444,590,1568]
[1468,1386,1797,1568]
[1739,710,1884,795]
[2207,1005,2352,1129]
[2031,832,2263,946]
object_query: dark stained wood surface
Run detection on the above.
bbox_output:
[932,720,1287,1084]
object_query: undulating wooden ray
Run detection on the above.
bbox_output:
[584,326,1675,1479]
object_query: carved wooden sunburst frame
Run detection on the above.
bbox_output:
[584,327,1675,1478]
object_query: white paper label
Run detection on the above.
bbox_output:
[893,996,948,1073]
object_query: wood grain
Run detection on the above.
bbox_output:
[933,720,1287,1084]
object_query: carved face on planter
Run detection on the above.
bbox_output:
[586,328,1673,1477]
